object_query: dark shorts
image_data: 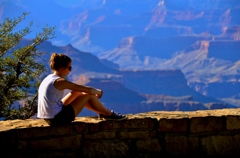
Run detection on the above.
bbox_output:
[44,104,75,126]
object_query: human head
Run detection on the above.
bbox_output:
[49,53,72,71]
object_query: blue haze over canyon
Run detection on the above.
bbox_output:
[1,0,240,116]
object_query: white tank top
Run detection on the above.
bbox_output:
[37,74,64,119]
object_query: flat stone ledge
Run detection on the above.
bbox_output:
[1,108,240,132]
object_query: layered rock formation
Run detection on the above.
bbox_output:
[33,40,118,74]
[81,77,227,116]
[3,0,239,108]
[1,108,240,157]
[207,41,240,62]
[111,69,222,103]
[17,39,231,114]
[102,31,239,106]
[98,36,213,68]
[189,82,240,99]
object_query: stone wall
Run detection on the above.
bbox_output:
[1,108,240,157]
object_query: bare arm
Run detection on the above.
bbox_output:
[54,78,102,97]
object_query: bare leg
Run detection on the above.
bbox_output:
[84,97,110,114]
[71,94,112,117]
[62,91,82,106]
[62,91,111,117]
[84,102,102,114]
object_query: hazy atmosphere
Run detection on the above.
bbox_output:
[1,0,240,117]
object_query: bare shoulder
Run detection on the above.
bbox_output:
[53,77,69,90]
[55,77,67,82]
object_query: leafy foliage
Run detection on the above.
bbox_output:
[0,13,56,120]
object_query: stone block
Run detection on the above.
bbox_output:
[85,132,115,140]
[136,139,161,152]
[72,122,86,133]
[226,115,240,130]
[101,118,154,130]
[17,140,28,152]
[118,131,149,139]
[37,152,76,158]
[165,136,199,155]
[17,125,73,139]
[29,134,82,151]
[150,130,156,137]
[83,141,129,158]
[158,118,188,132]
[90,123,99,132]
[190,116,223,133]
[201,134,240,155]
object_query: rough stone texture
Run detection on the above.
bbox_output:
[158,118,188,132]
[29,134,82,151]
[165,136,199,155]
[136,139,161,152]
[85,131,115,139]
[201,134,240,155]
[83,141,129,158]
[118,130,149,139]
[101,118,155,130]
[226,115,240,130]
[190,116,223,133]
[1,108,240,157]
[17,124,73,139]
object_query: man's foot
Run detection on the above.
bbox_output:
[98,110,126,120]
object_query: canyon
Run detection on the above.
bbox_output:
[19,40,227,116]
[1,1,240,156]
[1,0,240,111]
[83,77,228,116]
[16,39,229,116]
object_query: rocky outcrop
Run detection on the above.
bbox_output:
[116,69,188,94]
[112,69,222,103]
[220,26,240,40]
[86,78,146,104]
[18,39,119,75]
[99,36,213,68]
[81,77,228,116]
[1,108,240,157]
[207,41,240,62]
[189,81,240,99]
